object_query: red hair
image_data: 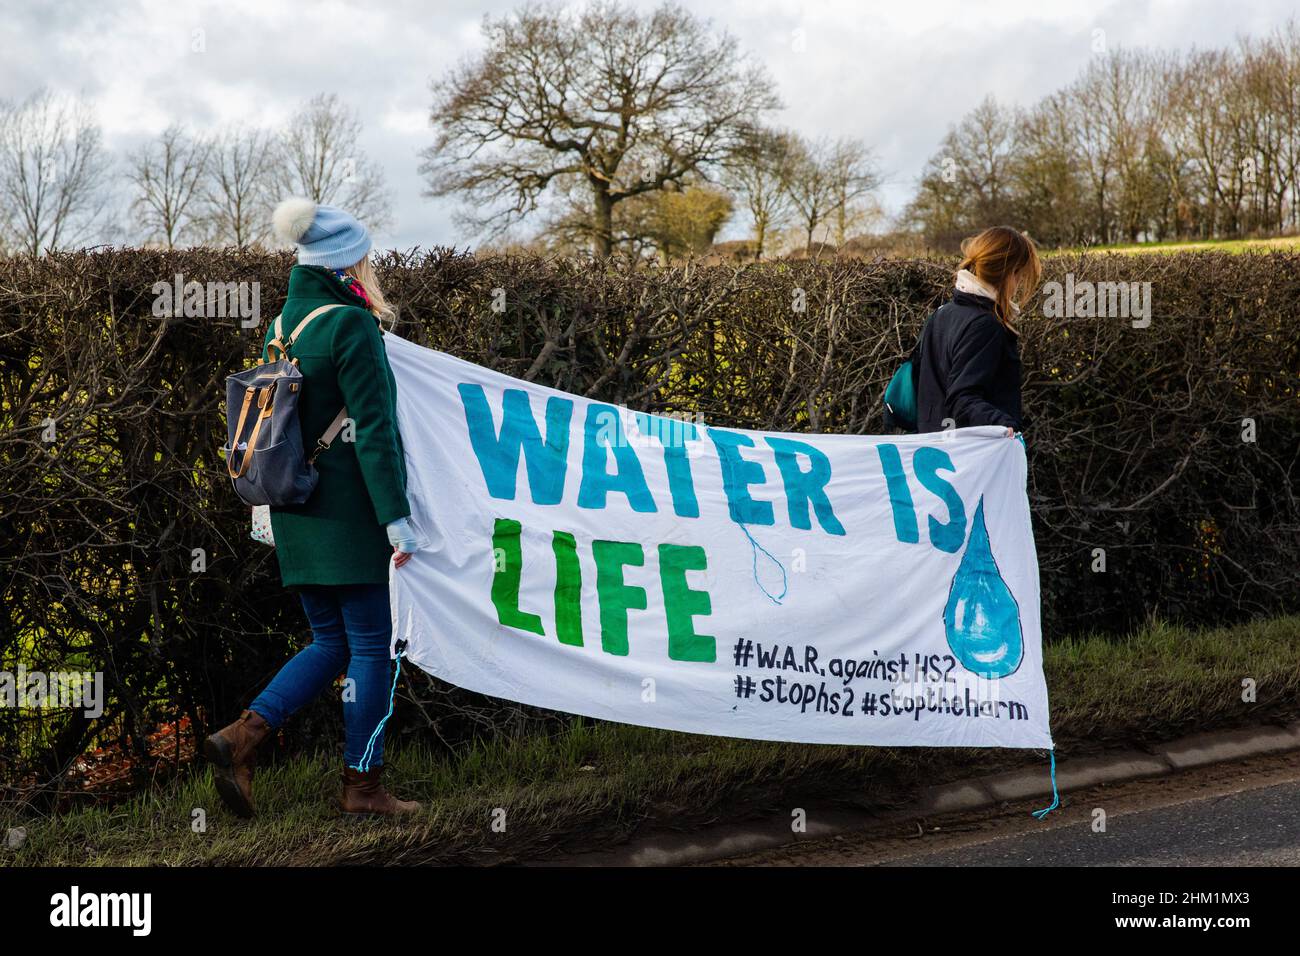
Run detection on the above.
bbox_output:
[957,227,1042,334]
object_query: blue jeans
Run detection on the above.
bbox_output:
[250,583,394,769]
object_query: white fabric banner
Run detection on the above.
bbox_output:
[385,332,1052,749]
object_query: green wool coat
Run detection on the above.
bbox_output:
[261,265,410,586]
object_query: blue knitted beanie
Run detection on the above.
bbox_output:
[272,197,371,269]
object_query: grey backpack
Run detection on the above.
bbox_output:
[223,304,349,507]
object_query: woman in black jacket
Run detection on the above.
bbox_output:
[915,226,1042,435]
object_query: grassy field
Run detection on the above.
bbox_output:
[4,613,1299,866]
[1049,235,1300,256]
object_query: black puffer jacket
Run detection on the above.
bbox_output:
[915,289,1022,433]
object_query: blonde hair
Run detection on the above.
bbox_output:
[344,255,396,328]
[957,226,1042,335]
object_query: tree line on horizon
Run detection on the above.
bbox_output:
[2,3,1298,261]
[908,22,1300,250]
[0,91,391,258]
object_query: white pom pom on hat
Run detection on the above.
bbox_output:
[272,197,319,245]
[272,197,372,268]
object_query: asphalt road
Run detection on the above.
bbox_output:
[718,748,1300,866]
[887,779,1300,866]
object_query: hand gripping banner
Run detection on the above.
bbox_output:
[384,333,1052,749]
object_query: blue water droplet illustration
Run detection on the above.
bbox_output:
[944,496,1023,678]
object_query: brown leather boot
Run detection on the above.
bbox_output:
[203,709,272,818]
[339,765,422,816]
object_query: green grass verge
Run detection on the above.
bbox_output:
[5,614,1299,866]
[1047,236,1300,256]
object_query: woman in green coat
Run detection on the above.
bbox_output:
[206,199,422,819]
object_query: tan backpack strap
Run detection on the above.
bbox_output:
[267,304,343,361]
[226,387,258,479]
[287,303,345,346]
[308,407,350,464]
[228,381,280,478]
[266,313,289,362]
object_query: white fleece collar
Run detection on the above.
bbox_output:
[955,268,1020,314]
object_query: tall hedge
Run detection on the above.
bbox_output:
[2,248,1297,797]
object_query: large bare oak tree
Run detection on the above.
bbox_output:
[422,1,778,257]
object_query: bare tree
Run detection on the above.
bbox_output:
[785,136,878,253]
[0,90,112,256]
[128,125,209,249]
[951,97,1018,224]
[1012,94,1093,247]
[1273,19,1300,230]
[825,137,881,245]
[422,1,778,257]
[906,97,1021,247]
[1234,32,1300,235]
[1067,53,1130,243]
[277,93,391,231]
[1175,49,1239,238]
[784,137,834,254]
[724,126,797,259]
[203,126,275,248]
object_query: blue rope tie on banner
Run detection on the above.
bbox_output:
[353,646,405,773]
[1031,749,1059,819]
[738,522,787,605]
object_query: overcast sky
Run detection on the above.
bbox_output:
[3,0,1297,250]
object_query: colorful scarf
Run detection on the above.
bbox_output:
[331,268,373,309]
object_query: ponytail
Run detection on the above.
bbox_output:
[956,227,1042,334]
